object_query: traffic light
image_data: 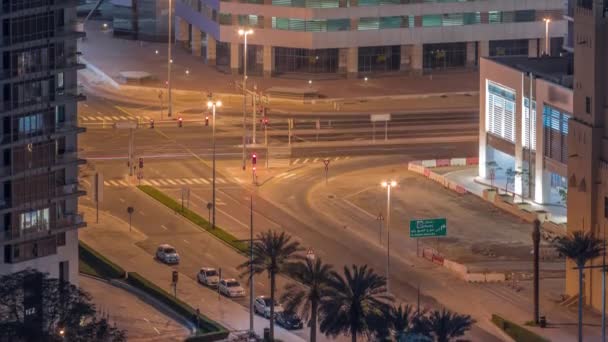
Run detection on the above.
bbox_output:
[205,116,209,126]
[252,153,257,165]
[138,158,144,169]
[149,119,154,129]
[172,270,178,284]
[263,117,269,126]
[178,116,183,127]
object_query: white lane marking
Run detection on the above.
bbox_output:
[81,116,90,121]
[293,158,300,164]
[335,157,341,161]
[153,327,160,335]
[144,318,150,323]
[191,178,204,184]
[148,179,160,186]
[234,178,244,184]
[283,173,297,179]
[345,156,351,159]
[118,180,129,186]
[103,181,111,186]
[156,179,169,186]
[119,198,125,203]
[119,116,129,120]
[97,111,103,115]
[161,225,168,230]
[197,178,210,184]
[139,211,146,216]
[303,158,309,163]
[275,173,289,179]
[111,116,121,120]
[173,179,186,185]
[183,179,193,184]
[83,103,89,107]
[95,116,105,120]
[166,179,177,185]
[183,239,190,244]
[313,158,319,162]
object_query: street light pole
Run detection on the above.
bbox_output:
[167,0,173,117]
[207,100,222,229]
[382,180,397,293]
[238,29,253,170]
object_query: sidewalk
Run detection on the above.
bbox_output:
[79,275,190,341]
[442,167,567,224]
[78,205,305,341]
[80,20,478,99]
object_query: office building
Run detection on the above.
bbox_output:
[0,0,87,284]
[566,0,608,311]
[174,0,566,78]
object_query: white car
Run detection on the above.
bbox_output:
[155,244,180,264]
[197,267,219,287]
[218,278,245,298]
[254,295,284,318]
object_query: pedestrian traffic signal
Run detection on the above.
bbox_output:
[205,116,209,126]
[178,116,183,127]
[172,270,179,284]
[139,157,144,169]
[263,117,269,126]
[149,119,154,129]
[252,153,257,165]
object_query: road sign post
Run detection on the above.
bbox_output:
[370,113,391,142]
[172,270,178,297]
[94,173,104,224]
[127,206,135,232]
[323,158,330,185]
[409,218,447,238]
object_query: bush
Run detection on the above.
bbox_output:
[79,241,126,279]
[125,272,229,340]
[137,185,248,253]
[491,314,549,342]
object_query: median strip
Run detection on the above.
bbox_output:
[137,185,249,254]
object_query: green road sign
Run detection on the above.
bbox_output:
[410,218,447,238]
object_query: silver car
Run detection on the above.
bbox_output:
[155,244,180,264]
[218,278,245,298]
[197,267,220,287]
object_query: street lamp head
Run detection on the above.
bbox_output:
[544,18,551,23]
[390,180,397,187]
[216,100,222,107]
[381,181,388,188]
[207,100,222,108]
[381,180,397,188]
[207,101,213,108]
[238,28,254,36]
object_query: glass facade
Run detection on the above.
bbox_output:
[543,105,570,163]
[489,39,529,57]
[486,81,516,143]
[358,46,400,73]
[423,43,467,70]
[274,48,339,73]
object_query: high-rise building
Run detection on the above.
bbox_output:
[174,0,566,78]
[0,0,86,284]
[566,0,608,310]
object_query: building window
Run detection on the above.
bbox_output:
[543,105,570,163]
[605,197,608,218]
[486,81,517,143]
[20,208,49,233]
[586,96,591,114]
[18,113,44,135]
[57,232,66,246]
[522,97,537,150]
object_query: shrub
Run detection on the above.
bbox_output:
[79,241,126,279]
[491,314,549,342]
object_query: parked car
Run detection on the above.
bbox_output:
[276,312,303,330]
[197,267,220,287]
[218,278,245,298]
[155,244,180,264]
[254,295,284,318]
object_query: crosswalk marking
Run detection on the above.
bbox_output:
[303,158,309,163]
[111,116,121,120]
[118,180,129,186]
[174,179,186,185]
[293,158,300,164]
[166,179,177,185]
[313,158,319,162]
[335,157,341,161]
[156,179,169,186]
[182,179,193,184]
[108,180,120,186]
[101,177,231,187]
[95,116,104,120]
[103,181,110,186]
[191,178,204,184]
[81,116,90,121]
[141,180,151,185]
[149,180,160,186]
[216,178,226,184]
[196,178,210,184]
[120,116,129,120]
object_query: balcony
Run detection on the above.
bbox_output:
[0,212,85,245]
[0,86,86,115]
[0,123,86,147]
[0,22,85,51]
[1,0,79,18]
[0,57,86,84]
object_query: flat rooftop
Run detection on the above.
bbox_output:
[487,55,573,89]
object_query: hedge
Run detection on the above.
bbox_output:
[137,185,248,253]
[126,272,229,341]
[79,241,126,279]
[491,314,549,342]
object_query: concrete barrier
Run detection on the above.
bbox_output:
[421,159,437,168]
[484,273,506,282]
[436,159,451,167]
[466,157,479,165]
[450,158,467,166]
[464,273,487,282]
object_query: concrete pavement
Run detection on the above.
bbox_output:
[78,205,307,341]
[79,275,189,341]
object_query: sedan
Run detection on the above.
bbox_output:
[218,278,245,298]
[276,312,304,330]
[254,295,284,318]
[197,267,219,287]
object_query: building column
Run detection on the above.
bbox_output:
[191,30,202,57]
[346,47,358,79]
[479,71,487,179]
[400,45,422,74]
[480,12,489,24]
[528,39,539,58]
[207,35,216,65]
[230,42,240,75]
[263,45,273,78]
[177,17,188,45]
[466,41,477,67]
[514,73,525,198]
[478,40,489,59]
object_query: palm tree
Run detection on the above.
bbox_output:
[238,230,302,340]
[318,264,391,342]
[417,308,474,342]
[554,231,604,342]
[389,304,419,341]
[281,257,333,342]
